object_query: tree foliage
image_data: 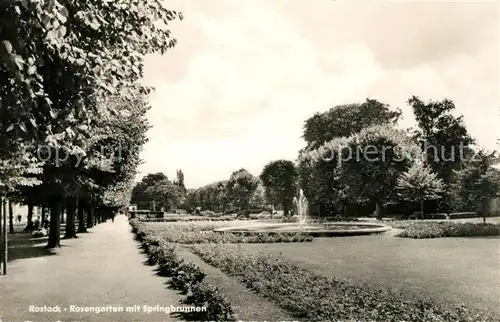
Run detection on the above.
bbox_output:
[302,98,401,147]
[260,160,298,215]
[227,169,259,211]
[0,0,182,247]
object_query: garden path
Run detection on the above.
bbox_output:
[1,215,183,321]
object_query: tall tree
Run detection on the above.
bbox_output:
[145,179,183,212]
[408,96,474,198]
[260,160,298,217]
[131,173,168,209]
[227,169,259,211]
[341,124,421,217]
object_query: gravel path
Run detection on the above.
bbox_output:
[1,216,184,321]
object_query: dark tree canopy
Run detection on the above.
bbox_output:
[302,98,401,147]
[260,160,298,212]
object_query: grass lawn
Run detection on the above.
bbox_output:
[238,234,500,316]
[141,217,500,319]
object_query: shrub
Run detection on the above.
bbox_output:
[129,219,236,321]
[200,210,217,217]
[423,213,448,220]
[157,247,184,277]
[396,222,500,238]
[189,244,494,321]
[180,282,235,321]
[170,263,206,294]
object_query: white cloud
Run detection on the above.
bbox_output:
[138,0,499,187]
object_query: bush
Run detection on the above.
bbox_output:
[179,282,235,321]
[170,263,206,294]
[138,215,236,223]
[200,210,217,217]
[396,222,500,238]
[190,243,494,321]
[129,219,236,321]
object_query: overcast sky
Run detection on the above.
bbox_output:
[139,0,499,188]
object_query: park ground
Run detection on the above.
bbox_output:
[1,216,499,320]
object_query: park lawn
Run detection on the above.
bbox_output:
[238,234,500,317]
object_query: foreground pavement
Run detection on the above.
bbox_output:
[1,216,183,321]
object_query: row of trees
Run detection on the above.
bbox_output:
[298,97,500,219]
[134,96,498,221]
[182,169,266,213]
[0,0,182,248]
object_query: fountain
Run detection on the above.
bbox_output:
[292,189,309,227]
[214,188,391,237]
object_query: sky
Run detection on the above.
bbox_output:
[138,0,500,189]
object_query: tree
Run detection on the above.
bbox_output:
[298,137,350,215]
[341,124,422,217]
[174,169,186,194]
[131,173,168,209]
[227,169,259,211]
[249,182,266,209]
[452,151,500,223]
[396,161,445,219]
[145,180,183,212]
[260,160,298,217]
[408,96,474,212]
[302,99,401,147]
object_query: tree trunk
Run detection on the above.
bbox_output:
[61,206,65,223]
[282,200,290,218]
[86,206,94,228]
[46,197,62,249]
[375,202,382,220]
[0,197,4,274]
[41,206,46,223]
[63,197,77,239]
[8,199,14,234]
[420,200,424,220]
[96,208,100,224]
[2,197,7,274]
[78,200,87,233]
[25,202,34,231]
[482,198,488,224]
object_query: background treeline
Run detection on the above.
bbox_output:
[132,97,500,219]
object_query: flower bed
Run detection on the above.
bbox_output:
[189,243,494,321]
[138,215,236,222]
[129,219,236,321]
[142,221,313,244]
[395,221,500,238]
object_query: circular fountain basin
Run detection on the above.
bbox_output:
[214,222,391,237]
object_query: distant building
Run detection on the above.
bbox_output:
[128,204,137,212]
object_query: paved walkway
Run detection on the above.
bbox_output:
[1,216,182,321]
